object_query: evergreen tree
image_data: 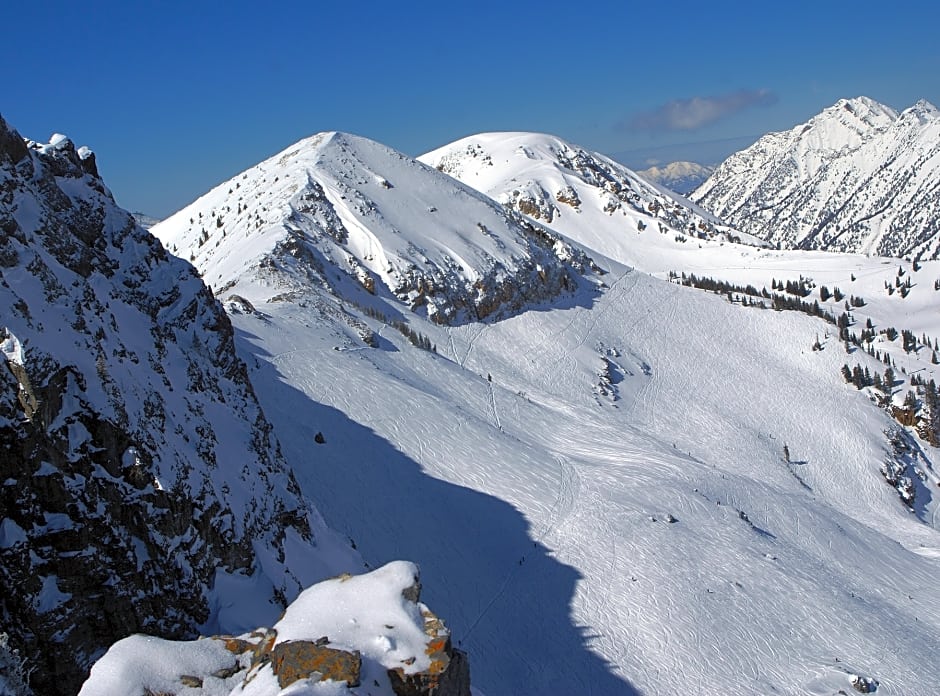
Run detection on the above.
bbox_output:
[841,364,853,383]
[883,366,895,392]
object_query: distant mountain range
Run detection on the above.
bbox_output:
[692,96,940,258]
[636,161,715,195]
[130,211,161,229]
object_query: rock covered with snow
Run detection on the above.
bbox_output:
[79,561,470,696]
[0,114,359,695]
[692,96,940,257]
[153,131,595,326]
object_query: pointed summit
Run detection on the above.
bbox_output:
[154,130,596,325]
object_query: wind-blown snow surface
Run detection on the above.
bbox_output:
[157,133,940,695]
[692,96,940,257]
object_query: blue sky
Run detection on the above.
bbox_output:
[5,1,938,217]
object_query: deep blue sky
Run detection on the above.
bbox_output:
[5,1,938,217]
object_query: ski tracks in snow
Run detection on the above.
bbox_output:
[536,455,581,544]
[488,378,502,432]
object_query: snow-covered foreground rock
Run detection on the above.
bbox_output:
[79,562,469,696]
[157,129,940,695]
[692,96,940,258]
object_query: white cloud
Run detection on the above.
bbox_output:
[621,89,778,133]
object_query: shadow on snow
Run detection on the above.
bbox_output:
[236,326,641,696]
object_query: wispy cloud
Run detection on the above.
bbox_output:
[620,89,778,133]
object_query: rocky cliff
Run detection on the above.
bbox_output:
[0,116,360,694]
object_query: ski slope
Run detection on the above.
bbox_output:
[219,265,940,695]
[155,131,940,695]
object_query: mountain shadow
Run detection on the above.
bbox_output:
[236,326,640,696]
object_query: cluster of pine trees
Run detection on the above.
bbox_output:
[841,362,940,446]
[770,276,814,297]
[672,273,869,332]
[359,304,437,353]
[841,363,895,395]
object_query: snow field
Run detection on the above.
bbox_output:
[152,128,940,695]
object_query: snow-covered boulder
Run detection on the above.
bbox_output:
[79,562,470,696]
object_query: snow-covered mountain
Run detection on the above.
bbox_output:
[156,131,595,327]
[0,116,478,695]
[130,212,160,229]
[692,96,940,257]
[419,132,763,270]
[636,160,714,194]
[156,129,940,695]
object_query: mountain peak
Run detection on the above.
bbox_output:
[692,97,940,256]
[422,132,755,267]
[637,161,715,194]
[900,98,940,125]
[806,96,898,142]
[155,130,596,325]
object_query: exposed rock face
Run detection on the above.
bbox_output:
[387,608,470,696]
[270,641,362,688]
[692,97,940,257]
[0,116,355,694]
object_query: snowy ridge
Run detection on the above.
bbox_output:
[692,96,940,257]
[154,131,595,326]
[0,115,361,695]
[419,132,764,270]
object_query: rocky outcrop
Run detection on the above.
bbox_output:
[80,562,471,696]
[387,609,470,696]
[0,116,356,695]
[270,640,362,688]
